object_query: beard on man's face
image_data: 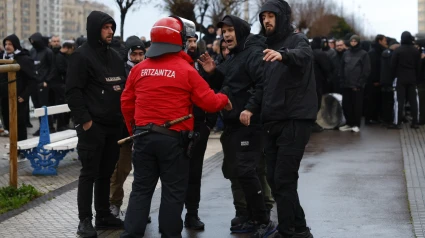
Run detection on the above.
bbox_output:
[265,25,275,36]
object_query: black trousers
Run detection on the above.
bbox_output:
[220,125,268,224]
[342,88,364,127]
[0,97,28,141]
[381,86,396,125]
[31,84,54,129]
[49,83,69,129]
[122,132,189,238]
[264,120,312,236]
[185,122,210,215]
[396,83,419,125]
[77,122,121,221]
[364,84,381,121]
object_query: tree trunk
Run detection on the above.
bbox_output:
[120,11,127,38]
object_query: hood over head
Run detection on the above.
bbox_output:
[86,11,116,48]
[217,15,251,53]
[401,31,414,45]
[29,32,45,50]
[311,37,322,50]
[3,34,22,51]
[259,0,293,44]
[125,36,146,54]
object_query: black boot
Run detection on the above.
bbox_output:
[184,213,205,230]
[77,218,97,238]
[148,215,152,223]
[411,124,420,129]
[95,213,124,230]
[293,227,314,238]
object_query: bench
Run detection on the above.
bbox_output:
[5,104,77,175]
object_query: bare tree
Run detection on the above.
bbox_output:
[115,0,150,38]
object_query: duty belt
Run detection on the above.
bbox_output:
[135,123,180,138]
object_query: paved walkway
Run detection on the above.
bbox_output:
[401,124,425,238]
[0,125,417,238]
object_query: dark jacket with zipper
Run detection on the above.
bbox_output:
[259,0,318,123]
[340,44,371,88]
[66,11,126,126]
[0,34,36,101]
[391,31,421,85]
[215,15,266,126]
[28,32,56,85]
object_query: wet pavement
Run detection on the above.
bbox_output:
[0,124,416,237]
[144,125,413,238]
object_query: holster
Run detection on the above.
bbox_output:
[180,130,200,159]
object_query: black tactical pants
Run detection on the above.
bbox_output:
[264,120,312,237]
[381,86,396,125]
[396,83,419,125]
[185,122,210,215]
[221,125,268,224]
[77,122,121,221]
[364,83,381,122]
[121,132,189,238]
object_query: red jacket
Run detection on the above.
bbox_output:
[121,51,228,135]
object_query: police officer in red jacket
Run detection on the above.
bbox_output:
[120,16,232,238]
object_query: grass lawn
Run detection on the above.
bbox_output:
[0,184,43,214]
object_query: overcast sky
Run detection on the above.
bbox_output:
[103,0,418,42]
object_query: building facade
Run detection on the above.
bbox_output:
[419,0,425,36]
[0,0,114,45]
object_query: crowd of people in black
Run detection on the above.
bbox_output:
[0,0,424,238]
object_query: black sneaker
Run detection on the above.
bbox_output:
[77,218,97,238]
[184,214,205,230]
[231,215,249,227]
[411,124,420,129]
[251,220,277,238]
[95,214,124,230]
[230,220,256,233]
[148,215,152,223]
[32,129,40,136]
[293,228,314,238]
[387,124,402,130]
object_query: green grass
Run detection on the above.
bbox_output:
[0,184,43,214]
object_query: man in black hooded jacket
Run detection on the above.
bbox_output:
[259,0,316,237]
[198,15,276,236]
[391,31,421,129]
[29,32,56,135]
[0,34,36,141]
[66,11,126,237]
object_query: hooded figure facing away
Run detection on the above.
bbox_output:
[391,31,421,128]
[0,34,36,141]
[258,0,317,237]
[66,11,127,237]
[198,14,276,237]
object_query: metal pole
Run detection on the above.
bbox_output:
[0,64,21,188]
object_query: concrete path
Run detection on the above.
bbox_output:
[0,125,416,238]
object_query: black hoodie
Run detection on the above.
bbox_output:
[66,11,126,126]
[215,15,266,125]
[311,37,333,91]
[391,31,421,85]
[0,34,36,102]
[259,0,317,123]
[29,32,56,84]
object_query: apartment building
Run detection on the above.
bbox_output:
[0,0,114,43]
